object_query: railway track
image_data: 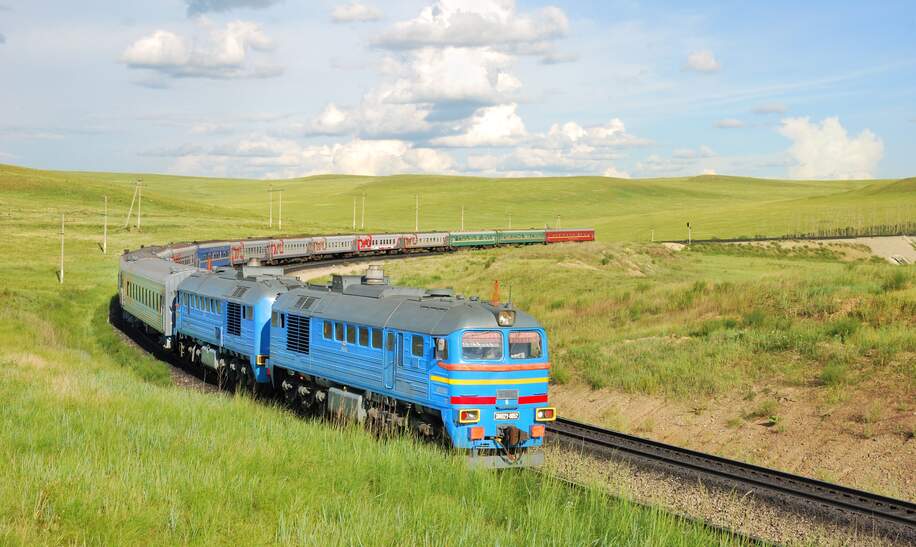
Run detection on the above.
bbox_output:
[548,417,916,536]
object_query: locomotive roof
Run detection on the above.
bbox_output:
[178,269,302,304]
[274,275,541,336]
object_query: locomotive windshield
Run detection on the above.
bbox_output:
[461,331,503,360]
[509,331,542,359]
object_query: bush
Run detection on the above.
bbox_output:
[881,270,909,292]
[827,317,861,342]
[819,360,848,386]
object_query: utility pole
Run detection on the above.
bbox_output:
[555,214,561,229]
[687,222,692,245]
[360,194,365,229]
[103,196,108,254]
[124,182,138,228]
[353,197,357,230]
[278,190,283,231]
[460,206,465,231]
[508,212,512,229]
[59,214,64,284]
[269,186,273,228]
[136,178,142,231]
[415,194,419,232]
[651,229,655,242]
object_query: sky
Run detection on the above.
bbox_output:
[0,0,914,180]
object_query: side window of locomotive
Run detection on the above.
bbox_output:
[509,331,542,359]
[358,326,369,347]
[386,332,395,351]
[435,337,448,361]
[371,328,382,349]
[462,331,503,361]
[346,324,356,344]
[412,335,425,358]
[323,320,332,339]
[334,322,344,341]
[271,311,279,327]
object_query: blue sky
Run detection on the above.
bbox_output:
[0,0,913,179]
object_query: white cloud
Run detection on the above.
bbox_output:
[635,145,717,176]
[166,136,455,177]
[753,102,787,114]
[778,116,883,179]
[432,103,527,146]
[121,20,282,80]
[331,2,383,23]
[185,0,282,16]
[685,50,720,73]
[374,0,568,60]
[380,46,521,105]
[715,118,744,129]
[603,166,630,178]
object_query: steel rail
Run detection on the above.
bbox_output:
[548,417,916,529]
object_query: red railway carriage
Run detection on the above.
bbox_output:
[545,229,595,243]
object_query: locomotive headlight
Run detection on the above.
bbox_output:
[535,407,556,422]
[497,310,516,326]
[458,409,481,424]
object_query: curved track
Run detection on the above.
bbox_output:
[548,417,916,535]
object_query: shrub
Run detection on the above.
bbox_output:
[819,360,848,386]
[742,309,766,328]
[881,270,908,292]
[827,317,860,342]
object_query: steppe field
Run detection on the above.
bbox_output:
[1,163,913,543]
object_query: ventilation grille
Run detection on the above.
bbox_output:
[230,286,249,298]
[296,296,318,310]
[286,314,310,354]
[227,302,241,336]
[496,389,518,400]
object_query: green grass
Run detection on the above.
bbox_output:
[0,164,751,544]
[382,243,916,400]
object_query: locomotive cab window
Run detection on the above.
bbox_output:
[462,331,503,361]
[435,338,448,360]
[412,335,425,358]
[509,331,542,359]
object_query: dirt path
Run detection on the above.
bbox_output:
[835,236,916,264]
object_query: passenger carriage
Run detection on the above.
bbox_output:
[545,228,595,243]
[496,229,547,245]
[197,242,232,269]
[403,232,449,250]
[449,231,499,248]
[119,257,197,347]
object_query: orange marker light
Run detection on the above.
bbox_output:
[469,426,485,441]
[530,425,545,438]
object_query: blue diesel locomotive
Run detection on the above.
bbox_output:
[119,255,554,467]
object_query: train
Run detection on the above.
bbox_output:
[118,228,594,467]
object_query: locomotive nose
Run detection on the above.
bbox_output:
[498,425,529,447]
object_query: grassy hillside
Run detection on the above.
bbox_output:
[382,243,915,399]
[2,163,913,243]
[0,165,745,544]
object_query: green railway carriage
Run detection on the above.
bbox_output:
[119,257,197,339]
[449,231,498,247]
[496,229,546,245]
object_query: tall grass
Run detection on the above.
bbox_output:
[0,166,744,544]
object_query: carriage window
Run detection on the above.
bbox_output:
[334,322,344,341]
[412,335,425,358]
[346,324,356,344]
[323,321,332,339]
[358,326,369,346]
[371,328,382,349]
[509,331,542,359]
[462,331,503,361]
[386,332,395,351]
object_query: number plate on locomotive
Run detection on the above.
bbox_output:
[494,411,519,421]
